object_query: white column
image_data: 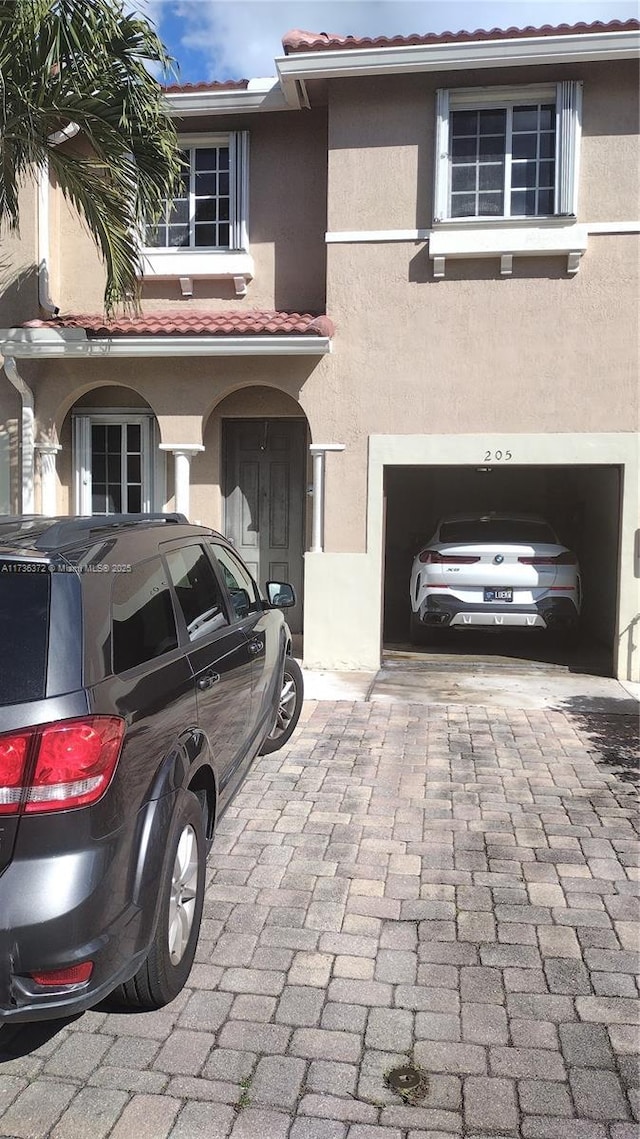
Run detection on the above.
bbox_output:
[310,450,324,553]
[159,444,204,520]
[3,357,35,513]
[36,442,62,517]
[309,443,345,554]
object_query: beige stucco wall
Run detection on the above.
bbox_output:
[320,60,639,555]
[33,353,327,443]
[55,108,328,314]
[318,234,639,554]
[327,61,640,231]
[0,178,39,327]
[302,59,639,680]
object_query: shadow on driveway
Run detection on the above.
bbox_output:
[554,693,640,787]
[0,1015,80,1061]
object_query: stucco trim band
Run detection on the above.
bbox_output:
[326,221,640,243]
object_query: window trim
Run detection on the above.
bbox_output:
[433,81,582,224]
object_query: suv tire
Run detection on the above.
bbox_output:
[113,791,206,1010]
[260,656,303,754]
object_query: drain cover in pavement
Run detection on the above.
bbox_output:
[385,1065,428,1099]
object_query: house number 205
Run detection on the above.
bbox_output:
[483,450,512,462]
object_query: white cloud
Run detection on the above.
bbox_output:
[148,0,640,80]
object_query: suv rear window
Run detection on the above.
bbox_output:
[0,565,50,703]
[439,520,558,544]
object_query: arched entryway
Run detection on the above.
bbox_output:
[203,386,310,634]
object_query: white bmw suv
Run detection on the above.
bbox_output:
[410,513,581,643]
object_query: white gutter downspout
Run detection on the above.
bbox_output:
[37,160,59,317]
[309,443,345,552]
[2,356,34,513]
[38,124,79,315]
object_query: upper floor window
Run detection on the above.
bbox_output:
[434,81,582,223]
[144,132,249,252]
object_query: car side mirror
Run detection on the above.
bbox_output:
[230,587,251,618]
[266,581,296,608]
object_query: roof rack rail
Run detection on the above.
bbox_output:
[0,515,45,525]
[31,513,189,550]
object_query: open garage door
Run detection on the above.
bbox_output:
[383,464,621,677]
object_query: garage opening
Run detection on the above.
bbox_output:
[383,464,621,677]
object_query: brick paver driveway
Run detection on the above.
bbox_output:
[0,699,638,1139]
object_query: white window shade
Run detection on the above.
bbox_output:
[555,81,582,217]
[433,88,451,223]
[230,130,250,251]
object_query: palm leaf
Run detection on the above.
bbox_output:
[0,0,182,312]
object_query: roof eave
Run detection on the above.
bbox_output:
[0,330,332,358]
[163,79,292,117]
[276,29,640,104]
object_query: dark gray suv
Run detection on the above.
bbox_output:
[0,514,303,1023]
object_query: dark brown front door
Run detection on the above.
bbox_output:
[223,418,306,633]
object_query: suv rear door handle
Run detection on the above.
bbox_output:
[248,639,264,656]
[197,670,220,691]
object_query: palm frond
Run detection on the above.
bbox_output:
[0,0,181,312]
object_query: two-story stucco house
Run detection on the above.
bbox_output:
[0,19,638,680]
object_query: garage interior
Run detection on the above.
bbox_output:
[383,464,621,677]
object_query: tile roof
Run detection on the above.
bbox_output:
[163,79,249,93]
[282,19,639,53]
[23,312,335,338]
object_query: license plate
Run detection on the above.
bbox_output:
[484,587,513,603]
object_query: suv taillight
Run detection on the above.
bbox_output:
[0,717,125,815]
[419,550,481,564]
[518,552,577,566]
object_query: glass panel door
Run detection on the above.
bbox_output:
[125,423,143,513]
[74,414,155,515]
[91,423,122,514]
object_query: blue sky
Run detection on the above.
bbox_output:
[137,0,639,83]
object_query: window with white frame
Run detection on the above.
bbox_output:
[73,413,160,516]
[433,82,582,223]
[144,132,249,251]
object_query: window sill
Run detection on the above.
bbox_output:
[429,220,588,277]
[139,250,255,296]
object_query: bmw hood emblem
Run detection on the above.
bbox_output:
[494,554,504,564]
